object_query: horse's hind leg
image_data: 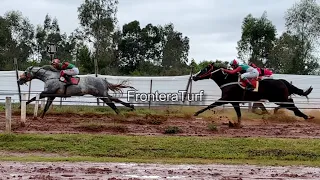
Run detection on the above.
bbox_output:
[274,106,281,114]
[100,98,120,114]
[108,96,134,110]
[277,98,314,120]
[252,102,269,115]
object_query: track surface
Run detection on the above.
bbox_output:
[1,161,320,180]
[1,112,319,138]
[0,111,320,179]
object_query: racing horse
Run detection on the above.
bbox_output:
[17,65,137,118]
[192,62,314,128]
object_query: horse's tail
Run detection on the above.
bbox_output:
[104,79,137,95]
[279,79,313,97]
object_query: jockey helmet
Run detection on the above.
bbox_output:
[230,59,238,66]
[52,58,60,65]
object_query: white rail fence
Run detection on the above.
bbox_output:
[1,71,320,109]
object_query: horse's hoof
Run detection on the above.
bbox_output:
[307,116,315,120]
[20,122,26,127]
[235,123,243,128]
[228,121,235,127]
[228,121,243,128]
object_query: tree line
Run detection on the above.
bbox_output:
[0,0,319,76]
[237,0,320,75]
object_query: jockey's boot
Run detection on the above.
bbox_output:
[243,78,254,90]
[64,75,71,85]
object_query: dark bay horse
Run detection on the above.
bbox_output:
[17,65,137,118]
[192,62,314,128]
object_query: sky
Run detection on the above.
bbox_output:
[0,0,308,63]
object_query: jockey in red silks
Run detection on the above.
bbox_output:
[221,59,259,90]
[51,58,79,84]
[248,62,273,80]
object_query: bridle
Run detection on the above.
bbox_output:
[196,64,241,89]
[21,66,51,84]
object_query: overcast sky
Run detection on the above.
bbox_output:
[0,0,310,63]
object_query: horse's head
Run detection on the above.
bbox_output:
[192,62,228,81]
[17,66,41,85]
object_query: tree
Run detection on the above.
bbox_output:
[118,20,143,74]
[4,10,35,69]
[35,14,78,63]
[160,23,190,71]
[284,0,320,74]
[0,16,12,69]
[236,12,277,67]
[77,0,119,75]
[77,44,94,74]
[118,21,162,75]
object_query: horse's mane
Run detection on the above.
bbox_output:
[41,65,60,72]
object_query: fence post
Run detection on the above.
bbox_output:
[33,94,40,118]
[248,102,252,112]
[20,93,27,126]
[5,97,11,133]
[149,79,153,109]
[189,78,192,105]
[290,81,292,99]
[28,81,32,100]
[40,98,45,109]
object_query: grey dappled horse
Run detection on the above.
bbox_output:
[17,65,137,118]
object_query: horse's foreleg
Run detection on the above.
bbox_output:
[40,96,55,119]
[194,98,227,116]
[108,96,134,110]
[19,92,48,108]
[100,98,120,114]
[231,102,242,128]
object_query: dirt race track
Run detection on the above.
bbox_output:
[2,110,320,138]
[0,110,320,179]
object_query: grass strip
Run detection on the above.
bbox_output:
[0,133,319,166]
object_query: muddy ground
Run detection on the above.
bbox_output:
[1,161,320,180]
[0,110,320,179]
[0,110,320,138]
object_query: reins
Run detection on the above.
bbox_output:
[209,68,240,89]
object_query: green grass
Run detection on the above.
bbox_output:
[0,133,319,166]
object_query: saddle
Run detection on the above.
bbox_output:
[238,77,260,92]
[59,75,80,85]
